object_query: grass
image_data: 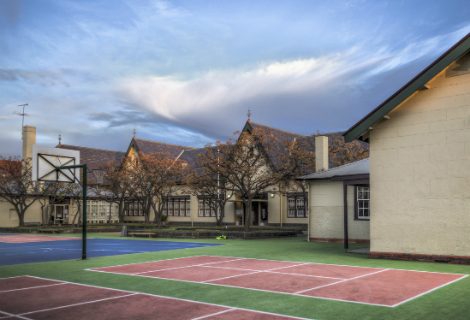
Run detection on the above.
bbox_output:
[1,235,470,320]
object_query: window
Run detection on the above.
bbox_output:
[163,196,191,217]
[355,186,370,220]
[124,200,144,216]
[198,196,217,217]
[287,193,307,218]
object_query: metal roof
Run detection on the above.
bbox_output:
[299,158,369,180]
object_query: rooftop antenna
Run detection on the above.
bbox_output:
[58,134,62,145]
[17,103,29,128]
[132,128,137,138]
[247,109,252,122]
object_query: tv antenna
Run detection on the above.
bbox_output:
[16,103,29,128]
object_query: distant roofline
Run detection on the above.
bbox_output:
[57,144,125,154]
[133,137,194,150]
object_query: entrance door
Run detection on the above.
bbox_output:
[252,202,259,226]
[53,205,69,224]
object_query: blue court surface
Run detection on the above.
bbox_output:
[0,238,220,265]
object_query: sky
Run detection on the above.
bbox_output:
[0,0,469,156]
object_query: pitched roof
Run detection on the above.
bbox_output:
[56,144,125,184]
[300,158,369,180]
[344,32,470,142]
[244,121,369,173]
[132,138,191,158]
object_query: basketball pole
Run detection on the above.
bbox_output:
[60,163,88,259]
[82,164,87,260]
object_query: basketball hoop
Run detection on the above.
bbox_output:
[32,146,89,260]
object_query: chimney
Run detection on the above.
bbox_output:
[22,126,36,160]
[315,136,329,172]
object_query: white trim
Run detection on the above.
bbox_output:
[4,276,312,320]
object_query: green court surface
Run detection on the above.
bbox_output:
[1,234,469,320]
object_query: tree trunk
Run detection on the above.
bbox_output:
[16,205,25,227]
[244,198,253,231]
[118,200,124,223]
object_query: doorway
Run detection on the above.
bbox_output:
[251,201,268,226]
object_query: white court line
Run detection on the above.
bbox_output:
[191,308,235,320]
[294,269,389,294]
[135,258,246,275]
[200,265,345,281]
[22,275,312,320]
[86,255,469,308]
[0,283,66,294]
[0,309,32,320]
[391,274,469,307]
[204,255,467,276]
[202,263,309,283]
[19,293,137,316]
[87,255,231,272]
[92,269,393,307]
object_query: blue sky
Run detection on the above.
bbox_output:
[0,0,469,155]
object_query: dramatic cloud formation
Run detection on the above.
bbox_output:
[0,0,469,155]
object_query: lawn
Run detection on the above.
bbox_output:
[0,234,469,320]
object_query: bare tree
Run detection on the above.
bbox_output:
[134,153,186,225]
[185,149,231,225]
[201,129,283,231]
[0,157,39,227]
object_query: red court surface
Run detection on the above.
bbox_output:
[0,234,76,243]
[0,276,307,320]
[91,255,468,307]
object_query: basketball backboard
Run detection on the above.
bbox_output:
[32,146,80,183]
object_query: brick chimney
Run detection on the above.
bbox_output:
[315,136,329,172]
[22,126,36,160]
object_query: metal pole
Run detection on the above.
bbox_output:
[343,182,349,250]
[82,164,88,260]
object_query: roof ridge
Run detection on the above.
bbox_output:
[134,137,193,149]
[57,144,125,154]
[250,121,305,138]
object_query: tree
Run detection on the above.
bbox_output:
[93,161,135,223]
[134,153,186,225]
[185,148,231,225]
[37,181,74,225]
[0,157,39,227]
[201,129,283,231]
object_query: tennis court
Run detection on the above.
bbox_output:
[0,234,219,265]
[90,255,467,307]
[0,275,306,320]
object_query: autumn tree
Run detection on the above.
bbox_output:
[93,161,136,223]
[0,157,40,226]
[134,153,186,225]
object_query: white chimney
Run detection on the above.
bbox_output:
[315,136,329,172]
[22,126,36,160]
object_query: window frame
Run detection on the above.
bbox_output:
[164,196,191,217]
[287,192,308,218]
[354,185,370,221]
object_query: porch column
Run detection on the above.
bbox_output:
[343,182,349,250]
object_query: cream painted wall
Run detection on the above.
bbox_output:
[370,65,470,257]
[0,199,43,227]
[308,181,369,240]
